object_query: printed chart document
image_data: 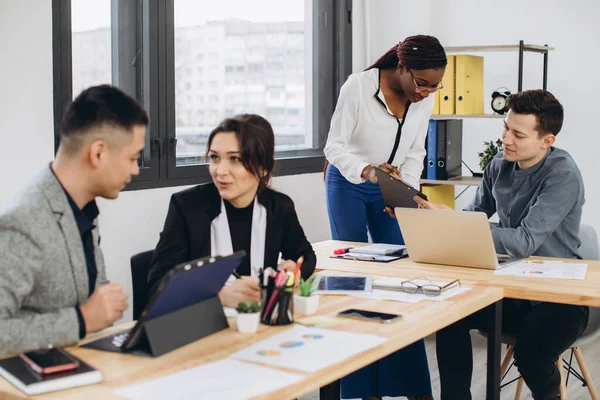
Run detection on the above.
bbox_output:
[231,325,387,373]
[494,260,587,280]
[114,359,303,400]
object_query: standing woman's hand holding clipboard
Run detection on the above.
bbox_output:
[361,163,403,183]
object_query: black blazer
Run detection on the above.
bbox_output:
[147,183,317,297]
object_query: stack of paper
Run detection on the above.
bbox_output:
[494,260,588,280]
[115,359,304,400]
[231,325,387,373]
[333,252,402,262]
[352,243,407,255]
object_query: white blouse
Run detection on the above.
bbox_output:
[324,68,434,188]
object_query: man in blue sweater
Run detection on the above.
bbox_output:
[416,89,589,400]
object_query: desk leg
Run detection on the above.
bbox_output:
[320,379,340,400]
[486,300,502,400]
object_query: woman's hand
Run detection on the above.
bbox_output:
[378,163,402,179]
[361,165,378,183]
[218,277,261,308]
[281,259,301,287]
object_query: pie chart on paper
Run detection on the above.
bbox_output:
[279,341,304,348]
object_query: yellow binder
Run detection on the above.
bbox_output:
[432,91,440,114]
[422,185,455,209]
[439,55,455,115]
[455,55,484,115]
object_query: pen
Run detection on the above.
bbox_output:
[292,256,304,281]
[333,247,353,255]
[232,271,242,279]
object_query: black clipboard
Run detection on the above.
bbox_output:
[374,166,427,209]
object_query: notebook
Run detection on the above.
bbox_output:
[331,252,404,263]
[352,243,407,256]
[0,353,102,395]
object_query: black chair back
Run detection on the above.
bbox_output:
[130,250,154,320]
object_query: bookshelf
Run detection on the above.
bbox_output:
[444,44,554,53]
[431,114,503,120]
[423,40,552,193]
[421,176,482,187]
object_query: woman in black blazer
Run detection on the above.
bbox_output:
[147,114,316,307]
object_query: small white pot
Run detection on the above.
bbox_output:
[294,295,319,315]
[236,312,260,333]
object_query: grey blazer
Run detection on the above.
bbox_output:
[0,167,107,356]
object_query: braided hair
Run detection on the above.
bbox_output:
[365,35,447,71]
[323,35,446,178]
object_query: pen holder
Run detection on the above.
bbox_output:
[260,279,294,326]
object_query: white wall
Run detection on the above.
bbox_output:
[0,0,55,204]
[352,0,434,72]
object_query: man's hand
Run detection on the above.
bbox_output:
[413,195,452,210]
[79,283,128,333]
[219,277,261,308]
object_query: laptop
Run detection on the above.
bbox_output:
[83,251,246,355]
[394,208,520,270]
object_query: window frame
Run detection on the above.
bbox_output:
[52,0,352,191]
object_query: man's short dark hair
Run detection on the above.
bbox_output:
[507,89,564,137]
[59,85,149,154]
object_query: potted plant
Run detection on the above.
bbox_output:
[478,139,504,172]
[235,300,261,333]
[294,276,319,315]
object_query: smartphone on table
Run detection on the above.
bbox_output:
[19,348,79,375]
[336,308,402,323]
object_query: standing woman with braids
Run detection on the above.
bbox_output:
[324,35,447,400]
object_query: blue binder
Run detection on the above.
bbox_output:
[426,120,438,180]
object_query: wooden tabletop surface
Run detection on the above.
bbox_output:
[0,283,502,399]
[315,240,600,307]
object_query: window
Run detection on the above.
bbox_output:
[71,0,111,97]
[53,0,352,190]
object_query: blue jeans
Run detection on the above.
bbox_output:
[326,164,432,398]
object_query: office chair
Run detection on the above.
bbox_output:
[130,250,154,321]
[487,224,600,399]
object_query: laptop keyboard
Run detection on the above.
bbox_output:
[83,329,132,352]
[112,331,130,347]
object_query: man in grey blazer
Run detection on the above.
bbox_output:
[0,85,148,355]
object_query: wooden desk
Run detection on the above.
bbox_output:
[315,240,600,307]
[0,286,502,400]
